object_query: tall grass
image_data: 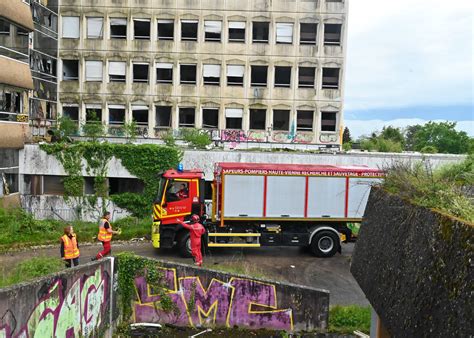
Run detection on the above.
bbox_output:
[329,305,371,334]
[0,257,64,288]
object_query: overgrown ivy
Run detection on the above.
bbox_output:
[39,141,182,217]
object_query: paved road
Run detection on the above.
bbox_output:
[0,241,368,306]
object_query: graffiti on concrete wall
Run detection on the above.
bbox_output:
[0,266,110,338]
[133,267,293,331]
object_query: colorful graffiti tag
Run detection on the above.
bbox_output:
[133,267,293,331]
[0,266,110,338]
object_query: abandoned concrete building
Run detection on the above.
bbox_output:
[58,0,348,147]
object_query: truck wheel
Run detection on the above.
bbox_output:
[310,230,340,258]
[177,232,192,258]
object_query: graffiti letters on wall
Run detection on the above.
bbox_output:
[0,266,110,338]
[133,267,294,331]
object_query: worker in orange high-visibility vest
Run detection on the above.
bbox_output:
[93,211,120,260]
[60,225,80,268]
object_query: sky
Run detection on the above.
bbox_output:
[344,0,474,138]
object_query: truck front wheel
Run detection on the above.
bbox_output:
[310,230,340,257]
[177,232,192,258]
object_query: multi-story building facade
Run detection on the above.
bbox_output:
[58,0,348,147]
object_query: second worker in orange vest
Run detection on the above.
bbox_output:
[93,211,119,260]
[60,225,80,268]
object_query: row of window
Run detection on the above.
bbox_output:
[62,105,339,132]
[62,60,341,89]
[62,16,342,46]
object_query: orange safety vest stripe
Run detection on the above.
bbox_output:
[61,234,80,259]
[98,219,113,242]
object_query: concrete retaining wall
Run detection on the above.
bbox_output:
[128,258,329,333]
[351,188,474,337]
[0,259,115,338]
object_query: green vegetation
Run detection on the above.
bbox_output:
[329,305,371,334]
[0,207,150,251]
[383,154,474,222]
[0,257,64,288]
[181,128,212,149]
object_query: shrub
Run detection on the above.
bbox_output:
[181,128,211,149]
[420,145,438,154]
[329,305,371,334]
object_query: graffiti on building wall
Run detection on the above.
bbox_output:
[0,266,110,338]
[319,133,338,144]
[133,267,293,331]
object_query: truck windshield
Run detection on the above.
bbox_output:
[155,177,167,203]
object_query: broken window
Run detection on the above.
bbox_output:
[322,67,339,89]
[249,109,266,130]
[300,23,317,45]
[43,175,65,195]
[252,22,269,43]
[324,24,341,45]
[156,106,172,128]
[110,18,127,39]
[0,20,10,35]
[108,61,126,82]
[203,64,220,85]
[87,17,103,39]
[204,21,222,42]
[298,67,315,88]
[251,65,268,87]
[132,105,148,125]
[321,111,337,131]
[297,110,313,131]
[62,59,79,81]
[274,66,291,88]
[62,16,79,38]
[132,63,149,83]
[180,64,196,84]
[134,19,151,40]
[181,20,198,41]
[108,104,125,124]
[85,61,103,82]
[62,105,79,121]
[228,21,245,42]
[273,110,290,131]
[227,65,244,86]
[157,19,174,40]
[85,105,102,121]
[202,108,219,129]
[276,23,293,44]
[156,63,173,84]
[225,108,243,129]
[109,178,144,194]
[179,107,195,127]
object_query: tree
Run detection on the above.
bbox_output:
[380,126,405,147]
[404,125,422,151]
[342,127,352,143]
[412,121,471,154]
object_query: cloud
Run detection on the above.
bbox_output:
[345,0,474,112]
[345,118,474,139]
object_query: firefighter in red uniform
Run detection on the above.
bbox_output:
[60,225,80,268]
[177,215,206,266]
[93,211,119,260]
[176,183,189,199]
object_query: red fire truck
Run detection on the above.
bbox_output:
[152,163,383,257]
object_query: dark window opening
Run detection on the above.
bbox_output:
[134,19,150,40]
[179,107,195,127]
[43,175,65,195]
[252,22,269,43]
[156,106,172,128]
[62,60,78,81]
[298,67,315,88]
[300,23,317,45]
[133,63,149,83]
[202,108,219,129]
[156,64,173,84]
[108,106,125,124]
[132,108,148,125]
[180,64,196,84]
[181,21,198,41]
[249,109,266,130]
[84,177,96,195]
[110,18,127,39]
[226,117,242,129]
[228,22,245,42]
[109,178,144,194]
[324,24,341,45]
[86,108,102,121]
[274,66,291,88]
[297,110,313,131]
[63,106,79,121]
[0,20,10,35]
[203,65,220,86]
[157,20,174,40]
[204,21,221,42]
[273,110,290,131]
[17,27,29,36]
[321,111,337,132]
[251,66,268,87]
[322,67,339,89]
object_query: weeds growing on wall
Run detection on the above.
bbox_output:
[329,305,371,334]
[40,142,182,217]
